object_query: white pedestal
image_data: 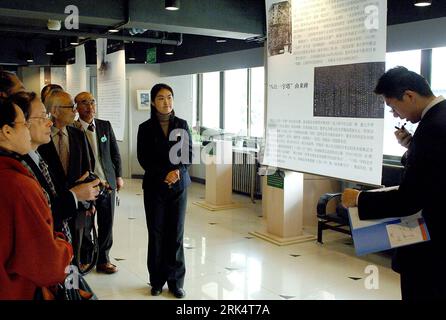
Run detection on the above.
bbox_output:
[193,140,241,211]
[251,170,316,245]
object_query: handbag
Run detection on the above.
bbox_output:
[35,269,97,300]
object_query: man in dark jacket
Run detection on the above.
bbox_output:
[342,66,446,300]
[74,91,123,274]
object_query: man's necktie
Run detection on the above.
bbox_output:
[88,123,95,132]
[57,130,68,175]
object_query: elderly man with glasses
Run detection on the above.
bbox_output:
[73,91,123,274]
[38,91,95,262]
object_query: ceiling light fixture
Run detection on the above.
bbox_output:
[70,37,79,46]
[414,0,432,6]
[45,43,56,56]
[26,53,34,63]
[108,29,120,33]
[165,0,180,11]
[216,38,227,43]
[164,45,175,55]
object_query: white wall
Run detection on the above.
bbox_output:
[127,64,161,176]
[387,17,446,52]
[18,67,40,95]
[160,47,264,77]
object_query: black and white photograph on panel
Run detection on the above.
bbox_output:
[313,62,385,118]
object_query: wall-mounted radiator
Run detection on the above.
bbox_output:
[232,150,261,201]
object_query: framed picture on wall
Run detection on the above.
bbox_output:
[136,89,151,110]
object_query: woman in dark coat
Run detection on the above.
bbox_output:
[137,83,192,299]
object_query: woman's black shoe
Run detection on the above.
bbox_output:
[170,288,186,298]
[151,287,162,296]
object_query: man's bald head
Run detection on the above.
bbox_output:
[44,91,73,111]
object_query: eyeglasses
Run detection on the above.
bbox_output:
[11,121,31,128]
[388,106,397,114]
[28,113,52,122]
[78,99,96,105]
[57,105,77,112]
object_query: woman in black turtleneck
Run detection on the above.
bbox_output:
[137,83,192,299]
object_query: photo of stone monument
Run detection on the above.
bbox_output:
[267,0,292,57]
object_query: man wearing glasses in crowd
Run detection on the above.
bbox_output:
[38,91,94,248]
[74,91,123,274]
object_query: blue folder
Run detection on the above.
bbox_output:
[348,208,430,256]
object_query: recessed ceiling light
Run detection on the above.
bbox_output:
[414,0,432,6]
[164,45,175,55]
[109,29,120,33]
[165,0,180,10]
[46,52,54,56]
[216,39,227,43]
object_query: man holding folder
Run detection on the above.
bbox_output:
[342,66,446,300]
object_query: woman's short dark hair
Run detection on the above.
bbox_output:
[374,66,433,100]
[150,83,174,103]
[41,84,63,103]
[0,98,18,129]
[9,91,37,120]
[0,71,15,95]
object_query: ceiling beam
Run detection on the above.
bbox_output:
[0,0,265,39]
[0,26,183,45]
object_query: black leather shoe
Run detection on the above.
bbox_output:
[151,287,162,296]
[170,288,186,299]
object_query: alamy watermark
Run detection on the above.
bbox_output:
[64,265,80,289]
[364,264,379,290]
[166,128,279,176]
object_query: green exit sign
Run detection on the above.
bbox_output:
[146,47,156,63]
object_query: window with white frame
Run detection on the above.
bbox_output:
[224,69,248,136]
[202,71,220,129]
[198,67,265,138]
[431,47,446,97]
[191,74,197,128]
[250,67,265,137]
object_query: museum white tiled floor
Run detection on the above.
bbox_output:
[85,179,401,300]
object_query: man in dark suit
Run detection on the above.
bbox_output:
[38,91,94,264]
[342,66,446,300]
[74,91,123,274]
[38,91,92,188]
